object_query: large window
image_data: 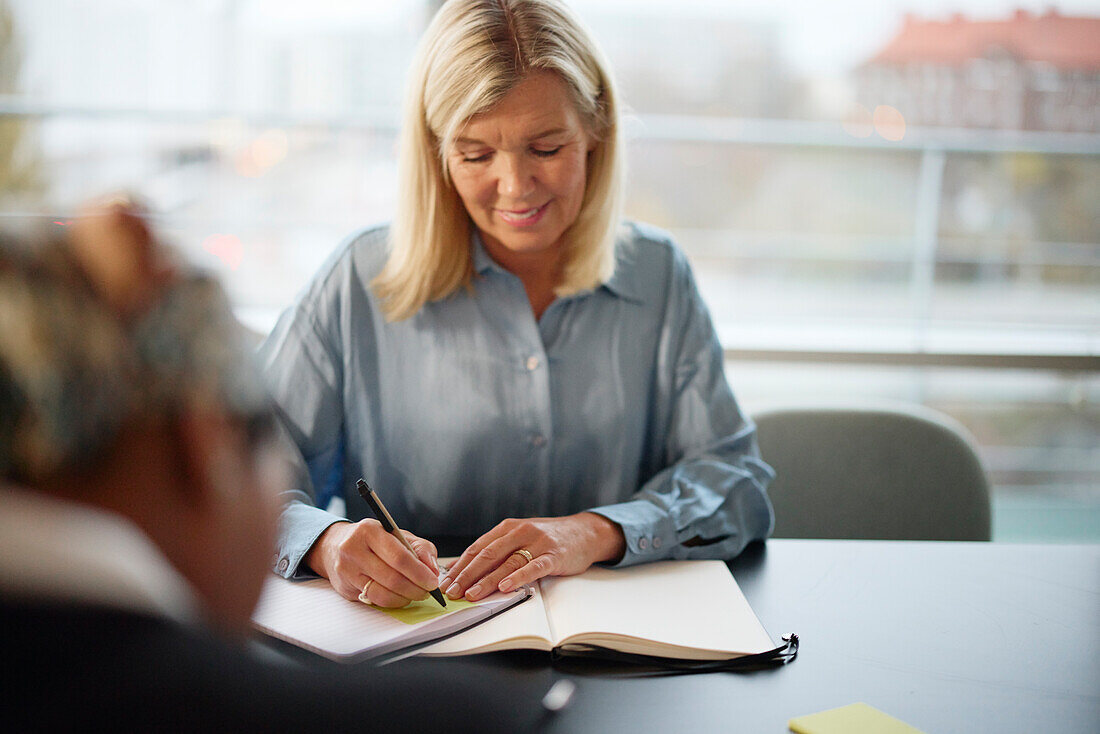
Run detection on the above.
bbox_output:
[3,0,1097,540]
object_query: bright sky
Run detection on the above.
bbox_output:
[240,0,420,31]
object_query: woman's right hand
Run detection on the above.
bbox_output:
[304,520,440,607]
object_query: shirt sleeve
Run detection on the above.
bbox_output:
[258,304,349,579]
[587,246,775,566]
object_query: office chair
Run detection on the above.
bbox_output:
[753,403,992,541]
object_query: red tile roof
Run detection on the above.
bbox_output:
[868,10,1100,70]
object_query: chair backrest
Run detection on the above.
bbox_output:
[753,403,992,541]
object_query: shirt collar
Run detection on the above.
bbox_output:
[470,229,506,276]
[0,484,202,627]
[469,227,645,304]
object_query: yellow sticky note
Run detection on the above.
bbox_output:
[371,596,480,625]
[789,703,926,734]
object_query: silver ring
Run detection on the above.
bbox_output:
[512,548,534,564]
[358,578,374,603]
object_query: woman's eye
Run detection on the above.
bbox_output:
[531,146,562,158]
[461,151,492,163]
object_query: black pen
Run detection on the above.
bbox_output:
[356,478,447,608]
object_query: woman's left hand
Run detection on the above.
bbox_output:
[441,513,626,601]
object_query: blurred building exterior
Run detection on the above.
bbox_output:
[856,10,1100,132]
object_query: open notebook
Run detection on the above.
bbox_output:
[253,560,782,664]
[420,560,775,660]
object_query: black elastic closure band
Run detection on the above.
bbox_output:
[551,633,799,676]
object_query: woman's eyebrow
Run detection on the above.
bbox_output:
[453,127,571,147]
[454,136,486,147]
[529,127,569,140]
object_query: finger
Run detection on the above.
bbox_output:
[441,534,493,586]
[328,551,426,603]
[330,571,369,602]
[447,530,531,600]
[443,535,508,599]
[498,552,557,593]
[464,549,531,601]
[360,577,413,609]
[323,533,381,602]
[331,523,431,600]
[441,522,512,592]
[362,556,430,601]
[404,532,439,573]
[353,540,435,601]
[363,524,439,591]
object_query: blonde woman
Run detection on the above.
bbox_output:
[261,0,774,607]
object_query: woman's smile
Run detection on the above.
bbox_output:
[496,201,551,226]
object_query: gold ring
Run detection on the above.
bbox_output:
[512,548,533,564]
[358,578,374,603]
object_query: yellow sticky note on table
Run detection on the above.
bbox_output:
[372,596,480,625]
[789,703,926,734]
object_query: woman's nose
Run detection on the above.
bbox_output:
[496,155,535,199]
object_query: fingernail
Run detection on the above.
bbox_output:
[446,582,461,599]
[440,576,452,589]
[499,579,513,592]
[467,584,482,599]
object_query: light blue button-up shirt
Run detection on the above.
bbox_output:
[259,222,774,578]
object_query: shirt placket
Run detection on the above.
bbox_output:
[521,340,553,517]
[492,275,554,519]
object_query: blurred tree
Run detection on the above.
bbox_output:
[0,0,43,201]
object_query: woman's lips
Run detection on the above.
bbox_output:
[496,201,549,226]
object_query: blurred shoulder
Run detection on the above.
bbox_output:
[285,224,391,313]
[308,224,390,291]
[618,220,677,252]
[612,220,696,294]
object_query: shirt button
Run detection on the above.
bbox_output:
[638,537,649,551]
[530,434,547,448]
[652,537,662,549]
[526,355,540,371]
[277,557,289,573]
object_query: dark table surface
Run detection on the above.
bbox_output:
[256,539,1100,733]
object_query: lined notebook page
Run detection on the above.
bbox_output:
[540,560,775,657]
[252,576,522,661]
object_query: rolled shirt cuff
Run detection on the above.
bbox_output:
[273,500,348,579]
[587,500,678,568]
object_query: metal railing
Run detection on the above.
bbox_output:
[2,98,1098,374]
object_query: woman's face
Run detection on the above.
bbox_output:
[447,71,594,262]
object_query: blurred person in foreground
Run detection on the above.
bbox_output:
[263,0,774,608]
[0,203,540,731]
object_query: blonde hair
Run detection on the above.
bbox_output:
[373,0,624,321]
